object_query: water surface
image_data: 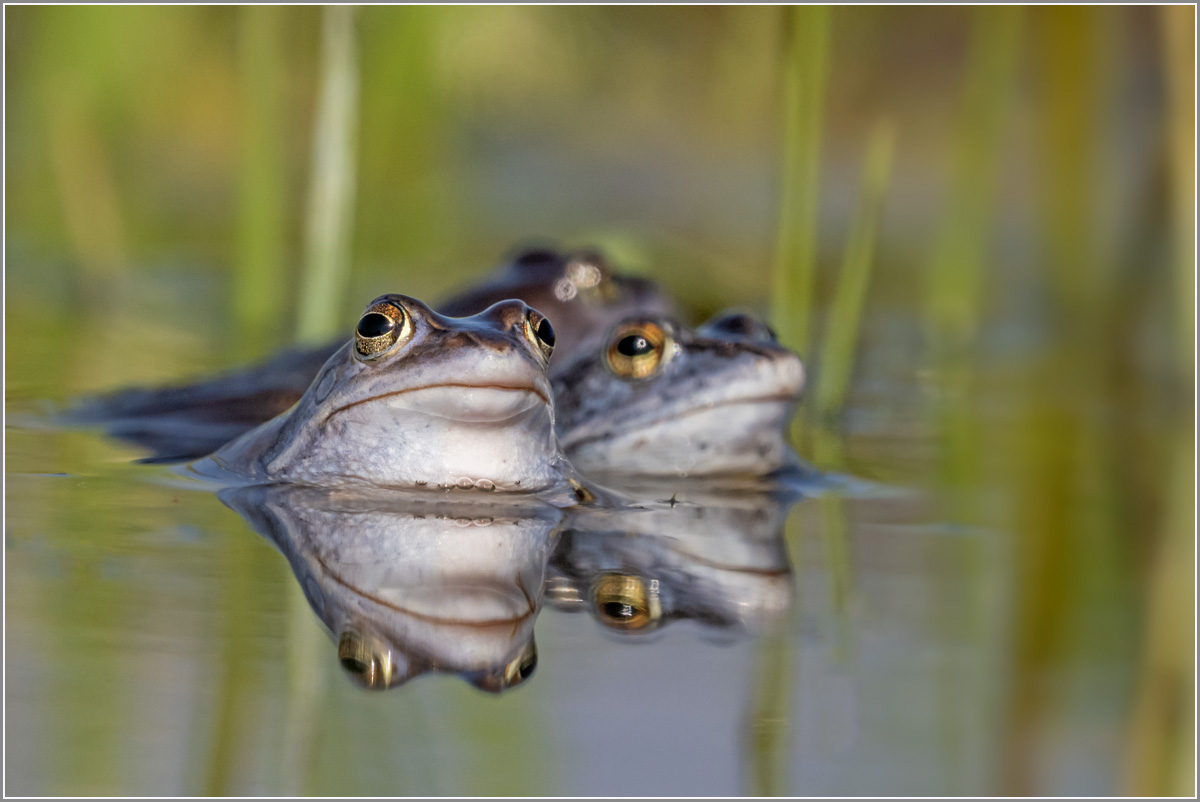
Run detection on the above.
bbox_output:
[4,266,1143,797]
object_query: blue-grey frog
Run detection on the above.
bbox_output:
[552,312,806,479]
[190,293,594,502]
[70,247,676,463]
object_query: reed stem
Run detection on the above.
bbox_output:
[770,5,830,358]
[813,122,894,420]
[233,6,287,358]
[297,5,360,345]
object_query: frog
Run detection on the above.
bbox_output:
[552,312,806,479]
[436,245,677,367]
[221,482,557,692]
[68,246,676,463]
[188,293,592,501]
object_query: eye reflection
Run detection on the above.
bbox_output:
[466,640,540,693]
[338,631,394,689]
[591,573,661,631]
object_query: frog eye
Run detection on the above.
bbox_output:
[591,573,661,631]
[524,309,555,362]
[605,320,672,379]
[504,642,539,685]
[337,631,394,689]
[354,300,412,359]
[466,641,539,693]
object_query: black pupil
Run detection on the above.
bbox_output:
[617,334,654,357]
[536,317,555,347]
[604,601,637,620]
[357,312,395,338]
[340,656,368,675]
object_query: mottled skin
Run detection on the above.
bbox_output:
[71,247,675,462]
[191,294,586,499]
[223,483,557,692]
[696,310,779,343]
[553,312,806,478]
[437,246,676,367]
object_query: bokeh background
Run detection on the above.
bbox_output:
[5,5,1194,796]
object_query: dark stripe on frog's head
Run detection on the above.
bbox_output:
[698,311,779,344]
[357,293,551,365]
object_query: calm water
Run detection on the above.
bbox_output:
[4,265,1141,797]
[6,5,1190,795]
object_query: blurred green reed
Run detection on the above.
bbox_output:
[283,9,360,793]
[6,6,1193,796]
[768,5,1192,796]
[923,4,1021,519]
[1001,9,1137,795]
[812,121,893,421]
[296,5,360,345]
[744,630,790,796]
[750,9,834,792]
[203,526,255,795]
[923,8,1021,363]
[232,6,288,359]
[914,11,1023,793]
[769,4,830,358]
[1162,8,1196,380]
[744,505,803,798]
[1125,6,1195,796]
[277,579,331,796]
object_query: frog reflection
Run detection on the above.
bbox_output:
[222,483,560,692]
[71,246,675,462]
[553,312,805,479]
[546,484,798,637]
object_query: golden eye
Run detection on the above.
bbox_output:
[591,573,661,631]
[467,641,539,693]
[337,631,394,689]
[354,300,411,359]
[504,642,539,685]
[524,309,555,362]
[605,320,671,379]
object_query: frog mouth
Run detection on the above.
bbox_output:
[560,391,797,449]
[332,382,551,424]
